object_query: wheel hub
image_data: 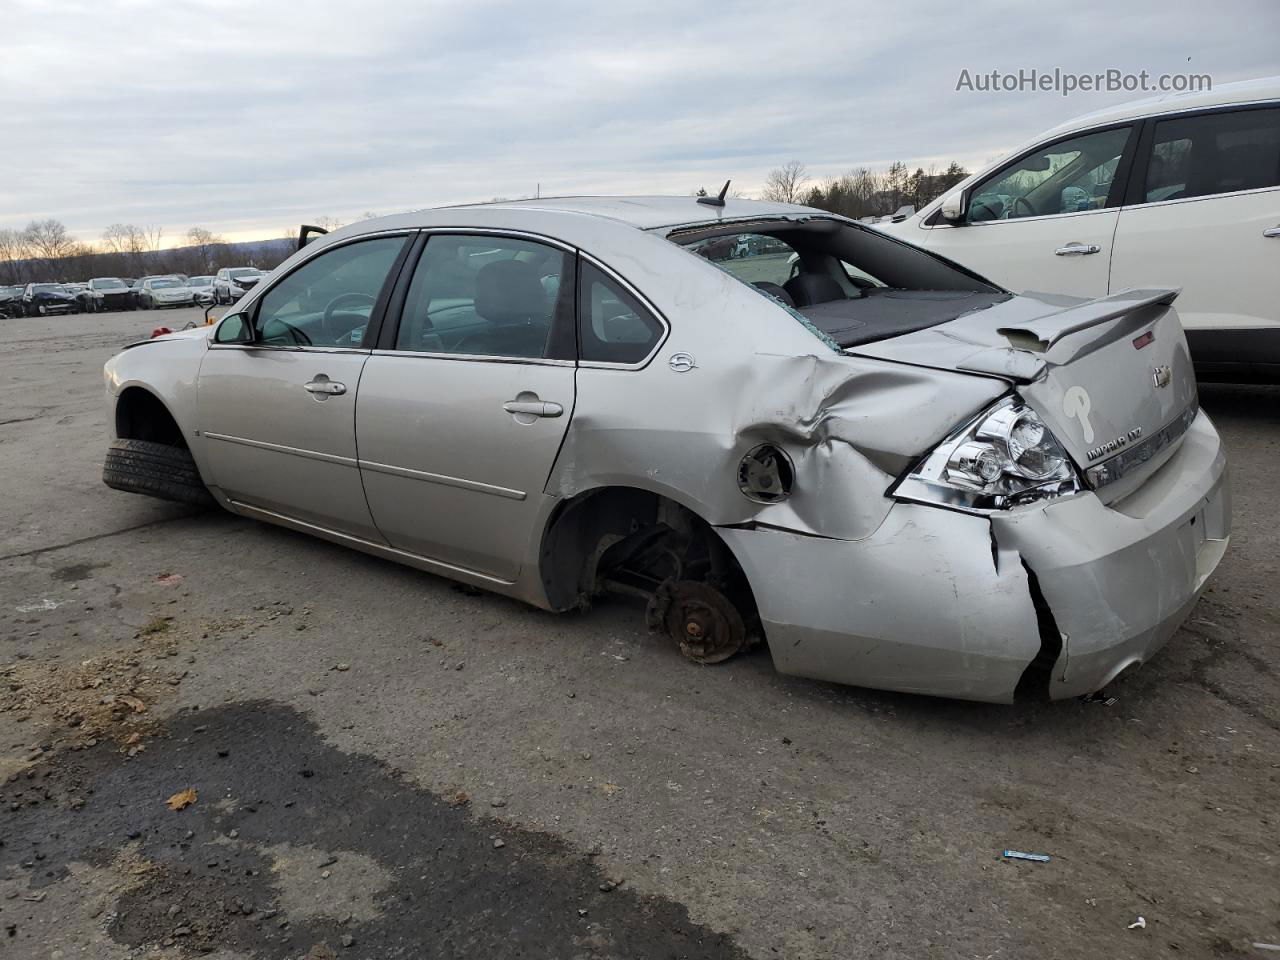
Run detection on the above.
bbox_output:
[651,580,746,665]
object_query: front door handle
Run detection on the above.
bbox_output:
[1055,242,1102,256]
[1264,226,1280,238]
[503,399,563,418]
[304,375,346,398]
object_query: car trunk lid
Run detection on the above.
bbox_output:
[849,288,1198,503]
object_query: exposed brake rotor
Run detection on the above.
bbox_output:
[647,580,746,665]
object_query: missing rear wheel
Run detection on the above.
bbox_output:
[648,580,746,665]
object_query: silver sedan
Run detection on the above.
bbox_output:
[100,196,1229,703]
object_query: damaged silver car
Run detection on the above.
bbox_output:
[101,195,1230,703]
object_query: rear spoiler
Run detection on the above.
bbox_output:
[297,224,329,251]
[996,288,1179,352]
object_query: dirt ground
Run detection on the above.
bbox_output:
[2,309,1278,960]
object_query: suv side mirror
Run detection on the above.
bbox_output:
[940,192,967,224]
[213,312,253,344]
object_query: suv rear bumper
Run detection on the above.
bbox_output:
[719,411,1229,703]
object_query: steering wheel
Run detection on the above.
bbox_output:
[1011,196,1038,219]
[322,292,376,338]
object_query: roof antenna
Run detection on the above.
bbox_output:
[697,180,731,207]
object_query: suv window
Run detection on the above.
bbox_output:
[1143,107,1280,202]
[253,236,405,348]
[395,235,570,359]
[967,126,1133,222]
[578,261,664,364]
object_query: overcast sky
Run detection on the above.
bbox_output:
[2,0,1277,245]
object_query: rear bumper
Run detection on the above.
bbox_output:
[719,411,1229,703]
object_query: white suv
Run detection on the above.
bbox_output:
[880,77,1280,381]
[213,267,266,304]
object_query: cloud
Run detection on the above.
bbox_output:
[1,0,1276,242]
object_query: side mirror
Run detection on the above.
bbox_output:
[890,204,916,223]
[939,192,967,224]
[213,312,252,345]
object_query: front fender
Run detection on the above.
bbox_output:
[103,331,210,467]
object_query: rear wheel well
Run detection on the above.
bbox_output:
[114,387,186,449]
[539,487,760,627]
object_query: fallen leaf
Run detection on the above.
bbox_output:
[119,695,147,713]
[166,787,197,811]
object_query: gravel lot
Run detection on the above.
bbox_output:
[2,308,1278,959]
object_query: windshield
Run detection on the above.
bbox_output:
[189,276,213,285]
[93,278,126,289]
[33,284,66,293]
[672,217,1007,348]
[229,268,260,279]
[150,278,183,289]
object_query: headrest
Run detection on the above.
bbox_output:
[474,260,548,324]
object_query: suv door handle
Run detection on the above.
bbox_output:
[1055,242,1101,256]
[304,376,346,398]
[503,399,563,418]
[1264,227,1280,238]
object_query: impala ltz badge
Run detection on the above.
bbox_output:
[1087,427,1144,462]
[1152,365,1172,388]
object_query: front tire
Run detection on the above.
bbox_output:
[102,438,214,508]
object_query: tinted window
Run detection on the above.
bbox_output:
[253,236,405,348]
[395,235,570,359]
[1143,108,1280,202]
[968,126,1132,222]
[578,261,664,364]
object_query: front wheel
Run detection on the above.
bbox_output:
[102,438,215,507]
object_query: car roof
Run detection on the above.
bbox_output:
[337,196,822,242]
[443,195,818,230]
[1041,75,1280,139]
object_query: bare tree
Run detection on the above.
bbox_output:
[22,219,77,262]
[760,161,809,204]
[185,226,226,274]
[0,228,30,284]
[101,223,148,256]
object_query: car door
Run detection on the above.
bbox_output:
[1110,105,1280,358]
[197,232,412,540]
[354,232,578,581]
[919,124,1136,298]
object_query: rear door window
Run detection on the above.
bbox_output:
[394,234,572,359]
[1142,107,1280,202]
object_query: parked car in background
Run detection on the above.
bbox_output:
[879,76,1280,381]
[187,275,216,305]
[22,282,78,316]
[137,276,196,309]
[213,267,266,303]
[128,275,176,309]
[0,284,24,318]
[100,195,1228,704]
[79,277,133,313]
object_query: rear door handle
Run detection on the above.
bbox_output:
[304,376,346,398]
[1054,242,1102,256]
[1264,227,1280,238]
[503,399,563,418]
